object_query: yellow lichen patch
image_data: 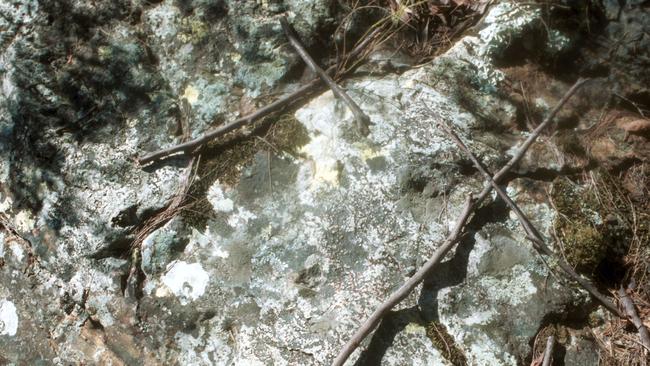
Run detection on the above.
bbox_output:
[404,322,427,335]
[178,18,209,44]
[182,85,199,105]
[298,136,341,187]
[227,52,241,63]
[97,46,112,61]
[357,144,383,161]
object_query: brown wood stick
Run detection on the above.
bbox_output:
[618,283,650,351]
[440,121,622,317]
[331,78,589,366]
[138,26,383,165]
[280,16,372,136]
[541,335,555,366]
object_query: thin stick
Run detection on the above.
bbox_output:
[331,78,589,366]
[138,27,383,165]
[541,335,555,366]
[280,16,372,136]
[618,283,650,351]
[440,121,622,317]
[332,196,474,366]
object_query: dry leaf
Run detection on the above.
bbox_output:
[618,118,650,134]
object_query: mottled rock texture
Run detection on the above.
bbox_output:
[1,0,648,365]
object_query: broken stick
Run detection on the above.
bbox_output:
[138,26,383,165]
[439,120,622,317]
[541,335,554,366]
[280,16,372,136]
[331,78,589,366]
[618,282,650,351]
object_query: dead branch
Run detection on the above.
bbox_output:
[541,335,555,366]
[332,196,474,366]
[331,78,589,366]
[138,27,383,166]
[280,16,372,136]
[618,282,650,352]
[439,120,622,317]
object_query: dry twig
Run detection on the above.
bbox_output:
[332,78,589,366]
[439,120,621,317]
[280,16,372,136]
[618,282,650,352]
[138,26,383,165]
[542,335,555,366]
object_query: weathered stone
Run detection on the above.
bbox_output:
[3,0,642,364]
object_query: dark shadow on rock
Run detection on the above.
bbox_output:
[353,307,424,366]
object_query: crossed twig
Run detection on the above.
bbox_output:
[332,78,590,366]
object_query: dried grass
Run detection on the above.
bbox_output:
[586,165,650,365]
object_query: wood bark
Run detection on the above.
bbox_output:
[618,283,650,351]
[541,335,554,366]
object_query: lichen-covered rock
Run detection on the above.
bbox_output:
[0,1,624,365]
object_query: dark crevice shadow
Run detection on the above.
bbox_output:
[354,199,510,365]
[353,307,424,366]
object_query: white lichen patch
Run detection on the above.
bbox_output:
[226,207,257,228]
[0,299,18,336]
[13,210,34,232]
[8,241,24,261]
[174,328,233,366]
[477,267,538,306]
[207,182,234,213]
[0,195,11,213]
[160,261,210,305]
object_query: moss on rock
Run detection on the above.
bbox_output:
[426,321,468,366]
[181,112,309,229]
[551,173,631,280]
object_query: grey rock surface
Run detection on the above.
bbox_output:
[0,1,621,365]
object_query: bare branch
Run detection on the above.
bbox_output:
[439,120,621,317]
[618,283,650,351]
[541,335,555,366]
[280,16,372,136]
[331,78,590,366]
[331,195,475,366]
[138,26,383,165]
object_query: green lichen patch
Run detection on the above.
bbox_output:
[426,321,468,366]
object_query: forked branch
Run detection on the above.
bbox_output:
[331,78,589,366]
[138,25,383,165]
[280,16,372,136]
[439,120,621,317]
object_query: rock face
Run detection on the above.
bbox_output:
[2,1,645,365]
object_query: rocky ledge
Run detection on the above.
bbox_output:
[1,1,649,365]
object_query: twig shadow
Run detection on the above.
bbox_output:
[354,200,510,365]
